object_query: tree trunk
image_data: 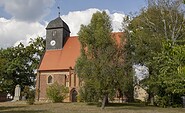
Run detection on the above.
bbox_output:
[148,92,154,105]
[101,94,108,109]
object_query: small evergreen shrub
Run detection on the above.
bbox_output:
[46,82,69,103]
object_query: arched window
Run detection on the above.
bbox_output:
[48,75,53,84]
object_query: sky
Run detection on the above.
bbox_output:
[0,0,147,48]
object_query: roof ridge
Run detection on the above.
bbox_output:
[68,32,124,37]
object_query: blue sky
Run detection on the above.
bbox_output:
[0,0,147,48]
[47,0,147,21]
[0,0,147,22]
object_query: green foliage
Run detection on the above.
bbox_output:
[0,37,45,94]
[151,42,185,107]
[76,11,131,108]
[154,95,170,108]
[125,0,185,66]
[22,86,30,97]
[27,90,35,105]
[0,57,11,93]
[46,82,69,103]
[22,86,35,105]
[124,0,185,107]
[76,93,83,102]
[79,82,100,102]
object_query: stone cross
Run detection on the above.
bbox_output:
[13,84,21,101]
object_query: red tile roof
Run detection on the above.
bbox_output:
[38,32,123,71]
[112,32,124,46]
[38,36,80,71]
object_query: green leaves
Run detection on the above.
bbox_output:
[124,0,185,106]
[155,43,185,95]
[76,11,127,106]
[0,37,45,94]
[46,82,69,103]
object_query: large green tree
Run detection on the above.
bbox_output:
[125,0,185,65]
[0,56,9,92]
[75,11,128,109]
[0,37,45,95]
[152,42,185,107]
[124,0,185,105]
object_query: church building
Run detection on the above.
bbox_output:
[36,17,81,102]
[36,16,123,102]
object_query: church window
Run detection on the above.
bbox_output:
[65,75,69,87]
[52,30,57,37]
[48,75,53,84]
[66,81,69,87]
[74,74,76,87]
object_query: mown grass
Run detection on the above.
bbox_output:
[0,101,185,113]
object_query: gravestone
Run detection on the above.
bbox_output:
[182,96,185,108]
[13,84,21,101]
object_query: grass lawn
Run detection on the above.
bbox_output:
[0,101,185,113]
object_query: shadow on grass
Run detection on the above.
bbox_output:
[0,106,25,110]
[0,110,47,113]
[106,103,147,107]
[86,102,157,111]
[87,102,147,107]
[0,106,47,113]
[105,103,158,111]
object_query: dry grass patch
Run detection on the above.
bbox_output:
[0,101,185,113]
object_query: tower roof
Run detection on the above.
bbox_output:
[46,17,70,32]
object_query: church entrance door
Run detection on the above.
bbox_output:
[71,89,77,102]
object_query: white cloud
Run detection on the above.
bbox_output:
[0,0,55,22]
[61,8,125,36]
[61,8,100,36]
[0,8,125,48]
[0,18,46,48]
[111,12,125,32]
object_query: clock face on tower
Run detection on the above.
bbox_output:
[50,40,56,46]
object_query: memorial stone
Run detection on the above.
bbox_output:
[13,84,21,101]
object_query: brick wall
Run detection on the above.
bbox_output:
[36,70,81,102]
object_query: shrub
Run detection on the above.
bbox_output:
[27,90,35,105]
[22,86,35,105]
[154,95,170,107]
[77,94,85,102]
[46,82,69,103]
[154,95,182,108]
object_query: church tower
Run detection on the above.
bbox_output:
[46,17,70,50]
